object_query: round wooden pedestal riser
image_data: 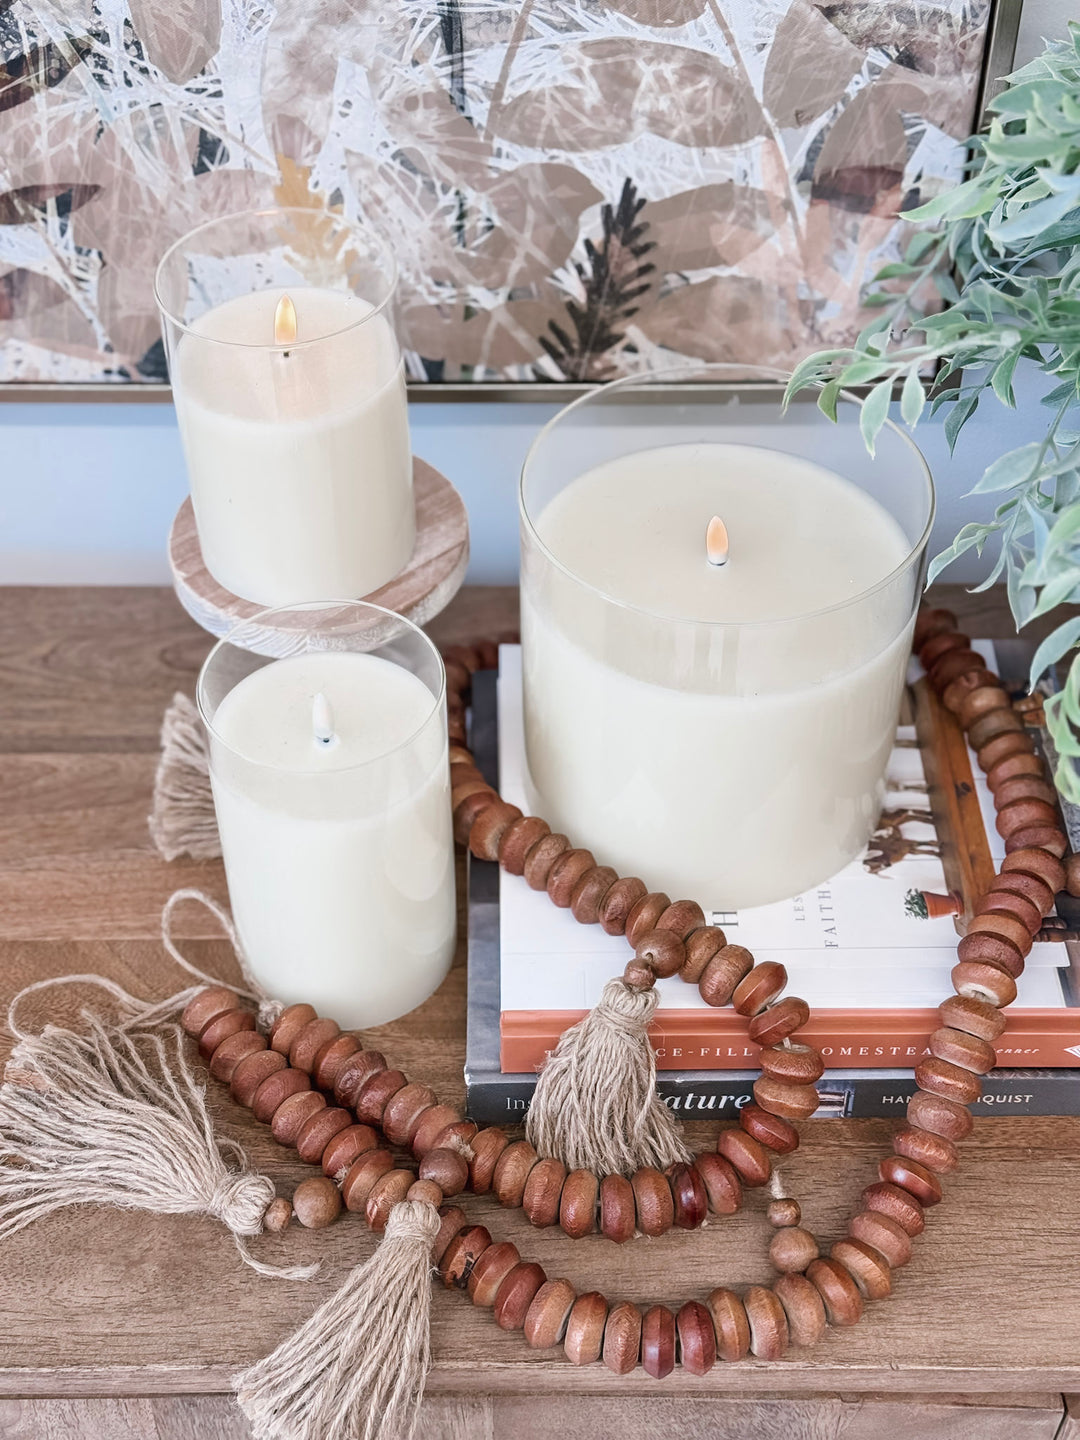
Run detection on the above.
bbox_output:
[169,457,469,654]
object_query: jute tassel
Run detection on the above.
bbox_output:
[236,1198,441,1440]
[526,977,692,1175]
[149,692,221,861]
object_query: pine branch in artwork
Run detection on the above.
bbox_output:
[539,178,657,383]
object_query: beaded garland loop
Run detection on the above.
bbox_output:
[182,607,1070,1373]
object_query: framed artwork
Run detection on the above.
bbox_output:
[0,0,1016,396]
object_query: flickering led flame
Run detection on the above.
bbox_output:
[274,293,297,346]
[706,515,729,567]
[312,692,336,747]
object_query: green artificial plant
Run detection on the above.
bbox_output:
[787,23,1080,798]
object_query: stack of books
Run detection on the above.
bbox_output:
[465,645,1080,1124]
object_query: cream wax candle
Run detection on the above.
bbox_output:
[520,374,933,910]
[200,608,455,1028]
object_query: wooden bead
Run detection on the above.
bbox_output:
[469,800,523,861]
[987,752,1044,791]
[622,959,657,991]
[939,992,1008,1041]
[570,866,618,924]
[321,1123,378,1179]
[879,1155,943,1208]
[603,1301,642,1374]
[253,1067,311,1126]
[522,1157,567,1227]
[494,1262,547,1330]
[229,1046,285,1104]
[382,1082,438,1146]
[406,1179,444,1208]
[975,888,1043,936]
[524,1278,576,1349]
[341,1149,394,1212]
[269,1089,325,1144]
[831,1238,892,1299]
[893,1126,959,1175]
[268,1002,317,1055]
[656,900,706,939]
[439,1224,492,1288]
[908,1088,975,1141]
[759,1043,825,1084]
[468,1242,521,1306]
[332,1049,387,1108]
[773,1273,826,1348]
[966,910,1033,956]
[768,1198,801,1228]
[676,1300,716,1376]
[862,1180,926,1235]
[768,1226,819,1273]
[442,643,480,673]
[914,1055,982,1106]
[955,930,1024,977]
[989,869,1055,914]
[354,1068,408,1125]
[807,1257,864,1326]
[849,1210,912,1268]
[749,996,810,1047]
[419,1147,470,1197]
[693,1151,741,1215]
[956,685,1011,728]
[560,1169,599,1238]
[469,1128,510,1193]
[978,730,1034,770]
[181,986,239,1037]
[752,1073,818,1121]
[198,1009,256,1060]
[565,1292,608,1366]
[668,1162,707,1230]
[718,1126,771,1184]
[600,1173,637,1243]
[929,648,986,691]
[312,1033,361,1092]
[443,659,471,695]
[739,1104,800,1154]
[732,961,787,1016]
[288,1017,340,1073]
[996,797,1059,840]
[919,629,969,667]
[209,1030,266,1085]
[942,668,996,713]
[913,607,957,646]
[641,1304,677,1379]
[497,816,550,875]
[707,1287,751,1361]
[296,1106,352,1165]
[546,847,596,907]
[433,1205,468,1263]
[928,1025,996,1073]
[635,929,685,978]
[1068,853,1080,896]
[1004,824,1068,858]
[522,833,571,889]
[262,1196,292,1233]
[367,1168,415,1231]
[1003,847,1065,893]
[475,639,499,669]
[968,707,1023,750]
[744,1285,789,1359]
[452,787,498,845]
[631,1167,674,1234]
[993,775,1058,811]
[680,925,726,982]
[292,1175,342,1229]
[598,877,648,936]
[410,1104,464,1157]
[625,891,671,946]
[951,959,1017,1007]
[699,944,754,1006]
[493,1140,539,1207]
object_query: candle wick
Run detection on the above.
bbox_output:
[706,515,729,567]
[312,692,337,748]
[274,293,297,356]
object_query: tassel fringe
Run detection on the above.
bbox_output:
[150,692,221,861]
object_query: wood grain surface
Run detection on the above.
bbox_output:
[0,584,1078,1424]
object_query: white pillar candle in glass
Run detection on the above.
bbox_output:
[156,210,413,607]
[197,602,455,1028]
[520,365,934,910]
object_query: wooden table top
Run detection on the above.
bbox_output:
[1,582,1078,1401]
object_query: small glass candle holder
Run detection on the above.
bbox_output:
[197,600,455,1028]
[156,208,414,608]
[520,363,935,909]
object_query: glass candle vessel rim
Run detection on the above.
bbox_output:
[154,206,398,352]
[519,362,937,632]
[196,599,446,776]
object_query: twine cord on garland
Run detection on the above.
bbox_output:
[150,692,220,861]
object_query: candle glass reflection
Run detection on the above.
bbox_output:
[197,601,455,1028]
[519,364,935,909]
[156,208,413,607]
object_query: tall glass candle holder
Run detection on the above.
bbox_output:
[520,364,935,910]
[156,208,413,607]
[197,601,454,1028]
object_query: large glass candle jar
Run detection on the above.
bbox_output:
[156,209,414,607]
[197,602,455,1027]
[520,365,934,910]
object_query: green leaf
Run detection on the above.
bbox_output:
[900,367,925,427]
[968,442,1044,493]
[1029,616,1080,689]
[859,378,892,457]
[944,392,979,453]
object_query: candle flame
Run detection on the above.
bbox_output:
[706,515,729,567]
[312,692,336,747]
[274,293,297,346]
